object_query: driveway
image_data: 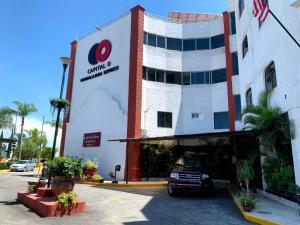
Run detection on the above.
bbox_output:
[0,171,255,225]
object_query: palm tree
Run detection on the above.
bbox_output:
[242,91,291,158]
[12,101,37,160]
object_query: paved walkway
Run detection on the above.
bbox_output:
[249,194,300,225]
[0,171,254,225]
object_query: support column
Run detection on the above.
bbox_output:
[60,41,77,156]
[223,12,235,131]
[125,5,145,181]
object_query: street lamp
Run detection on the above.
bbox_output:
[48,56,70,187]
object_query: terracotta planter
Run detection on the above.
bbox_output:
[83,168,97,177]
[51,176,74,197]
[242,205,254,212]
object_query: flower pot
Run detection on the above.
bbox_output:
[97,179,104,183]
[51,176,74,197]
[83,168,97,177]
[242,205,254,212]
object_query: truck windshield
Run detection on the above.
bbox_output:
[184,158,205,169]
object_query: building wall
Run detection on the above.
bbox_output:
[64,13,132,180]
[232,0,300,185]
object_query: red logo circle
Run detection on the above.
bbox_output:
[95,39,112,62]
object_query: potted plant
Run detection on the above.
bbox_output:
[57,191,78,215]
[83,160,98,177]
[238,192,256,212]
[109,171,115,179]
[48,156,82,197]
[91,174,104,183]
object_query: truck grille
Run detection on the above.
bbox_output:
[178,173,201,180]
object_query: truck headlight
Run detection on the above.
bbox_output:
[170,173,179,179]
[202,174,209,180]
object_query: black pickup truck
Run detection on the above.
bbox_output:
[167,153,215,196]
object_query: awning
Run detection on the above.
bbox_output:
[108,130,258,143]
[0,138,18,144]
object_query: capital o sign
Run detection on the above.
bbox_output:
[88,39,112,65]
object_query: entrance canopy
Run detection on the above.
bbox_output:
[108,130,258,146]
[0,138,17,144]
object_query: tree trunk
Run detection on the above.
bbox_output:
[19,117,24,160]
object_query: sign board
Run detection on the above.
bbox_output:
[83,132,101,147]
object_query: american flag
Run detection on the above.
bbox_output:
[253,0,270,21]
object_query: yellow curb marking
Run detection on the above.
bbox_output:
[227,188,283,225]
[0,169,10,172]
[77,181,167,187]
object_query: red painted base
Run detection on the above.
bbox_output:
[17,191,86,217]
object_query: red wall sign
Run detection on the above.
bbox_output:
[83,132,101,147]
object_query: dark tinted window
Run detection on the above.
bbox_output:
[156,70,165,82]
[148,33,156,47]
[148,68,156,81]
[166,71,182,85]
[157,36,166,48]
[182,72,190,85]
[196,38,210,50]
[183,39,196,51]
[214,112,229,129]
[167,38,182,51]
[143,67,147,79]
[191,72,205,84]
[211,69,227,83]
[234,95,242,121]
[230,12,236,35]
[239,0,245,17]
[265,61,277,92]
[157,111,172,128]
[211,34,225,49]
[246,88,253,107]
[242,36,248,58]
[144,32,147,44]
[232,52,239,75]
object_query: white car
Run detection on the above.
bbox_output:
[10,160,35,172]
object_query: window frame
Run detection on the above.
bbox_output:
[214,111,229,130]
[246,88,253,107]
[239,0,245,18]
[242,35,248,58]
[265,61,277,92]
[157,111,173,128]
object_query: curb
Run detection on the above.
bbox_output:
[0,169,10,172]
[227,188,283,225]
[76,181,168,187]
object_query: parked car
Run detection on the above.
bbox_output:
[10,160,35,172]
[168,152,215,196]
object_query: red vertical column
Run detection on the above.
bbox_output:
[223,12,235,132]
[60,40,77,156]
[125,5,145,181]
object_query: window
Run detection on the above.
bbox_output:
[211,34,225,49]
[192,113,200,119]
[166,71,182,84]
[196,38,210,50]
[232,52,239,75]
[143,67,147,80]
[147,68,156,81]
[144,32,147,44]
[167,37,182,51]
[156,70,165,82]
[246,88,253,107]
[157,35,166,48]
[191,72,209,84]
[214,112,229,129]
[234,95,242,121]
[157,111,172,128]
[183,39,196,51]
[182,72,191,85]
[242,36,248,58]
[239,0,245,17]
[265,61,277,92]
[211,69,227,83]
[148,33,156,47]
[230,12,236,35]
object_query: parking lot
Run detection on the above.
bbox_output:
[0,171,255,225]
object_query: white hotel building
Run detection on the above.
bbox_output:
[60,0,300,185]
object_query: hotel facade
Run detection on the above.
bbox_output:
[60,0,300,185]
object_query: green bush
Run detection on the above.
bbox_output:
[92,174,103,182]
[0,162,14,170]
[263,157,296,196]
[57,192,78,207]
[83,160,98,169]
[238,192,256,209]
[48,157,83,178]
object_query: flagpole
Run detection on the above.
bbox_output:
[269,9,300,48]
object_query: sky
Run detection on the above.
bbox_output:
[0,0,227,146]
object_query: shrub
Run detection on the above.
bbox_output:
[92,174,103,182]
[0,162,14,170]
[48,157,83,178]
[28,184,37,192]
[238,192,256,210]
[57,192,78,207]
[263,157,296,196]
[83,160,98,169]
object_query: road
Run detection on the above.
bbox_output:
[0,171,255,225]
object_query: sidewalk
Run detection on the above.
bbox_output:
[248,193,300,225]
